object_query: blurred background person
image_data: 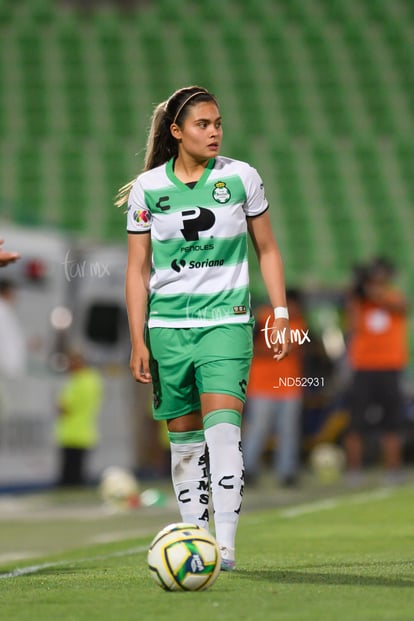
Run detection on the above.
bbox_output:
[244,289,308,487]
[344,257,409,484]
[55,350,103,487]
[0,239,20,267]
[0,278,27,419]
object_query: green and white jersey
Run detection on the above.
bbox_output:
[127,156,269,328]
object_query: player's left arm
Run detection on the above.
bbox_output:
[248,210,291,361]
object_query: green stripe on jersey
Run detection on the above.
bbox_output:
[152,233,247,271]
[144,174,247,215]
[149,285,250,324]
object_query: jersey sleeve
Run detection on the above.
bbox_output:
[242,165,269,217]
[126,178,152,233]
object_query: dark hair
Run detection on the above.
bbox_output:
[369,255,396,277]
[350,263,369,298]
[115,86,218,208]
[351,255,396,299]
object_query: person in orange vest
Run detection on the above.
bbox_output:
[243,289,308,486]
[344,257,409,484]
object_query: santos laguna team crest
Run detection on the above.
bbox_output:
[212,181,231,203]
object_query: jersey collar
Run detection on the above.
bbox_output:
[166,157,216,190]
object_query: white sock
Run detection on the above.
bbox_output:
[203,417,244,557]
[169,432,210,530]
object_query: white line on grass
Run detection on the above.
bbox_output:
[0,544,148,580]
[280,499,339,518]
[279,487,393,518]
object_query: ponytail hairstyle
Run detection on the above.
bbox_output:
[115,85,218,208]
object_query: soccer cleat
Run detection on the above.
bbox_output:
[220,558,236,571]
[219,546,236,571]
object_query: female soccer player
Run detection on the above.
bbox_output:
[117,86,290,570]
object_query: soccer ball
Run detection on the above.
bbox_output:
[310,443,345,484]
[99,466,140,509]
[147,523,221,591]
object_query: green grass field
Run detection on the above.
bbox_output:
[1,480,413,621]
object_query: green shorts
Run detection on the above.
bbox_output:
[147,323,253,420]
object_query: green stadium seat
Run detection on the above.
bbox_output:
[318,0,350,24]
[15,144,43,225]
[360,0,389,25]
[27,0,55,25]
[0,0,12,25]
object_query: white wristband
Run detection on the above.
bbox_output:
[274,306,289,320]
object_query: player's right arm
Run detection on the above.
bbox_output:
[125,232,152,383]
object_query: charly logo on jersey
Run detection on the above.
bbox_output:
[133,208,151,226]
[155,195,171,211]
[212,181,231,204]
